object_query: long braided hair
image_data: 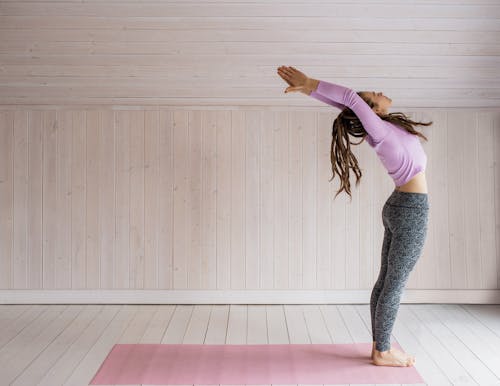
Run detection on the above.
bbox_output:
[330,92,432,200]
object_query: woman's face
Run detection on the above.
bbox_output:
[361,91,392,114]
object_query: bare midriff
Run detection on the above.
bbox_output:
[395,171,428,194]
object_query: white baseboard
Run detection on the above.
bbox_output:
[1,289,499,304]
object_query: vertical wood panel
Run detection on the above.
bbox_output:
[129,111,145,288]
[447,112,467,288]
[188,111,201,289]
[302,111,317,289]
[274,111,290,289]
[144,110,159,289]
[261,111,274,289]
[215,111,231,289]
[0,112,13,288]
[289,112,302,288]
[100,111,115,289]
[56,111,72,288]
[477,112,497,288]
[13,111,28,288]
[201,111,217,289]
[464,112,482,287]
[317,112,332,289]
[158,110,174,289]
[245,111,260,289]
[172,111,188,289]
[85,111,99,288]
[429,111,451,288]
[28,111,43,288]
[230,111,244,290]
[71,111,86,289]
[42,111,57,288]
[115,111,131,289]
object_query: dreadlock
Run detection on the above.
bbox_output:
[330,92,432,200]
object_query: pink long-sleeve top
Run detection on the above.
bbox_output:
[309,80,427,187]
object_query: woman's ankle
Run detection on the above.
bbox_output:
[374,344,391,354]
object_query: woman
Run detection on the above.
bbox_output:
[277,66,432,368]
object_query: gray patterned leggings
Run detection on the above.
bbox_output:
[370,189,430,352]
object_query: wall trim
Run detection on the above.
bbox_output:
[1,290,499,305]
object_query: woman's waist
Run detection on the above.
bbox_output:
[395,171,427,193]
[386,187,430,208]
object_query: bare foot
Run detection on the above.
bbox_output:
[372,347,416,367]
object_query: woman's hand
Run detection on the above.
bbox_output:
[277,65,309,93]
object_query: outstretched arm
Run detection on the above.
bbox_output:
[305,78,389,143]
[277,66,389,142]
[303,78,345,108]
[277,67,345,110]
[309,90,346,110]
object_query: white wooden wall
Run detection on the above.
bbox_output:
[0,1,499,107]
[0,108,499,296]
[0,1,499,301]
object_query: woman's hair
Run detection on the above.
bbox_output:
[329,92,432,200]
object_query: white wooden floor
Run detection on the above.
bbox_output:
[0,304,499,386]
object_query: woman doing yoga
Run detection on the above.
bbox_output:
[277,66,432,367]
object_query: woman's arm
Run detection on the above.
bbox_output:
[302,78,345,109]
[308,90,346,110]
[308,91,346,110]
[308,78,389,143]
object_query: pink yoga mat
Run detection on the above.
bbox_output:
[90,342,425,385]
